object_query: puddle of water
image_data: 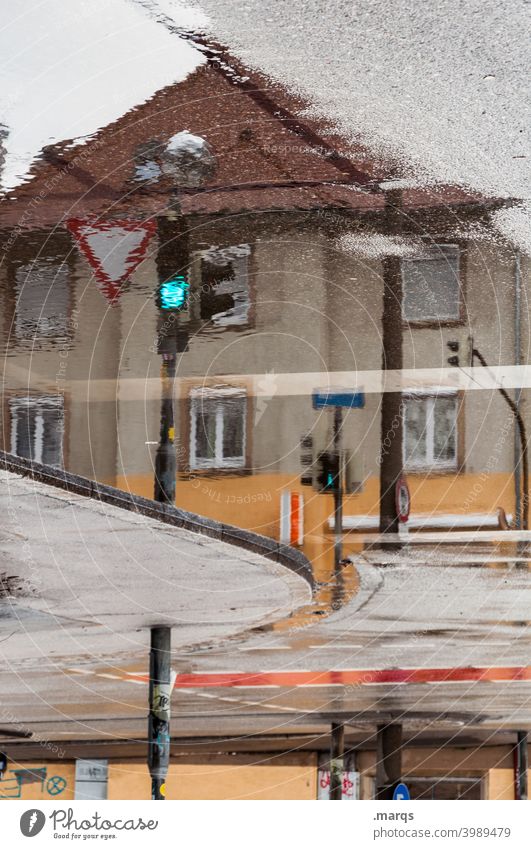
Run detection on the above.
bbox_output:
[0,40,529,619]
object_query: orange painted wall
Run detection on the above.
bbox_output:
[108,754,318,800]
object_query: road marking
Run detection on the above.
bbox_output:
[171,665,531,688]
[308,644,363,649]
[67,664,531,691]
[238,646,288,651]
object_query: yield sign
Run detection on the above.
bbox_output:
[67,218,156,304]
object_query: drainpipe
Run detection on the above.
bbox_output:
[472,348,529,532]
[514,250,522,529]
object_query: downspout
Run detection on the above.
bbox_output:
[514,250,522,528]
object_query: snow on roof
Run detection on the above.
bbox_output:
[0,0,207,190]
[168,0,530,252]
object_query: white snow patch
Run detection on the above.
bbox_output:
[0,0,206,190]
[491,203,531,258]
[135,0,210,29]
[175,0,530,252]
[337,233,429,259]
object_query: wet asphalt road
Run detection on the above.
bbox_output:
[2,542,531,747]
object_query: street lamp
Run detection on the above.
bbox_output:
[161,130,216,190]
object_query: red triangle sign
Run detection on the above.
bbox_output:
[67,218,157,304]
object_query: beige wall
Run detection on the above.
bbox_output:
[1,750,526,800]
[108,754,318,800]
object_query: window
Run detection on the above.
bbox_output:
[15,259,70,341]
[190,388,246,470]
[401,244,461,323]
[403,392,458,471]
[132,139,162,183]
[197,244,251,327]
[10,396,64,467]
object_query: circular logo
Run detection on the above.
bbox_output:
[46,775,67,796]
[20,809,46,837]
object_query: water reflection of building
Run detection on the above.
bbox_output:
[1,54,530,799]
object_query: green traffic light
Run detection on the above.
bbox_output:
[159,276,189,310]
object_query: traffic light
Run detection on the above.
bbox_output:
[157,275,189,311]
[300,434,314,486]
[316,451,340,493]
[447,340,459,366]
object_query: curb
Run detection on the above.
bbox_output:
[0,451,314,591]
[325,559,383,623]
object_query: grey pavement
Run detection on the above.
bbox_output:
[2,500,531,747]
[0,469,311,662]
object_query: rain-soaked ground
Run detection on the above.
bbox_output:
[0,0,530,762]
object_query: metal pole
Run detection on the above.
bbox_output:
[333,406,343,567]
[514,250,522,529]
[147,626,171,800]
[515,731,528,800]
[379,190,404,543]
[375,723,403,799]
[330,722,345,800]
[154,354,176,504]
[473,348,529,531]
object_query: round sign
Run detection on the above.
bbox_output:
[393,782,410,800]
[395,477,410,523]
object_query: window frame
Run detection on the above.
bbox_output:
[9,395,65,467]
[189,244,254,331]
[13,258,72,344]
[189,387,247,471]
[401,243,465,328]
[402,389,461,473]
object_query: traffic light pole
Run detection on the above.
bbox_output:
[147,627,172,800]
[154,353,176,504]
[153,213,190,505]
[333,406,344,567]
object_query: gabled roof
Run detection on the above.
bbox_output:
[0,48,484,232]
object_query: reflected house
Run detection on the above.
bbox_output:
[0,54,529,571]
[1,47,530,802]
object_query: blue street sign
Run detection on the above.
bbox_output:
[393,783,410,801]
[312,389,365,410]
